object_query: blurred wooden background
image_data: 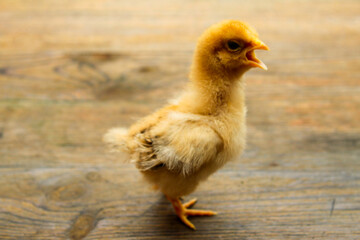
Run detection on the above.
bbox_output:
[0,0,359,239]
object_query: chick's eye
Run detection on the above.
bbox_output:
[226,40,242,51]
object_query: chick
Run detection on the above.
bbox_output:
[104,20,269,230]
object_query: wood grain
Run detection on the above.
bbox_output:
[0,0,359,239]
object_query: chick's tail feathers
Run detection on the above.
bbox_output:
[103,127,130,154]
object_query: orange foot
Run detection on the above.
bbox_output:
[166,196,217,230]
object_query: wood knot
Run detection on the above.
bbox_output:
[138,65,158,73]
[69,210,99,240]
[49,183,86,201]
[86,172,102,182]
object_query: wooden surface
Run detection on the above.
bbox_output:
[0,0,359,239]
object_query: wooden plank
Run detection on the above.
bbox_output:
[0,0,359,239]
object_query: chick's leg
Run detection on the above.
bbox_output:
[166,196,216,230]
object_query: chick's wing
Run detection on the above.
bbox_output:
[134,112,223,176]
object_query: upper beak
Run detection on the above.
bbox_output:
[245,41,269,70]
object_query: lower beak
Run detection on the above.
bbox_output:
[246,42,269,70]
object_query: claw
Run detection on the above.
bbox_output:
[166,196,217,230]
[183,198,197,208]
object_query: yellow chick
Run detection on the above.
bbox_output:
[104,20,269,230]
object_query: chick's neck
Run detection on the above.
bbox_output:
[179,53,247,115]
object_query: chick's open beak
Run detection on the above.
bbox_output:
[245,41,269,70]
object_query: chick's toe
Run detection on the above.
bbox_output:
[167,196,217,230]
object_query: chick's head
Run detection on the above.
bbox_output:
[196,20,269,74]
